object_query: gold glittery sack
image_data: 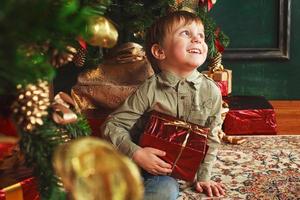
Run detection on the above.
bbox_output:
[71,42,154,112]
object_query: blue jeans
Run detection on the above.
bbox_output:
[143,172,179,200]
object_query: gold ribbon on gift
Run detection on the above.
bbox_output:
[52,92,77,125]
[207,52,231,94]
[162,118,209,174]
[2,182,24,200]
[210,63,224,73]
[164,120,209,139]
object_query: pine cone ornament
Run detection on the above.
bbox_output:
[12,80,50,132]
[50,46,77,68]
[73,46,87,67]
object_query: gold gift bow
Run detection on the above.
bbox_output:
[208,53,230,82]
[208,63,230,87]
[52,92,77,125]
[164,120,209,139]
[210,64,224,73]
[162,118,209,175]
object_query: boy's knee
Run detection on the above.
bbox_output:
[144,176,179,200]
[160,176,179,195]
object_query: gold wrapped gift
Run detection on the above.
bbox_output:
[202,69,232,94]
[71,42,154,112]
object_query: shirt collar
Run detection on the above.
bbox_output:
[186,69,202,85]
[157,69,202,88]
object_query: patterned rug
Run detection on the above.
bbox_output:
[178,135,300,200]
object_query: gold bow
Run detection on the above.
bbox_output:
[210,64,224,73]
[162,118,209,174]
[164,120,209,138]
[52,92,77,125]
[208,52,224,73]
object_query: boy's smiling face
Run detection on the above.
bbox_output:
[156,20,208,77]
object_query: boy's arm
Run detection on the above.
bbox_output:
[197,84,223,181]
[101,81,150,158]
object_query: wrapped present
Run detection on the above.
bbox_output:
[202,53,232,96]
[0,116,18,137]
[139,111,210,182]
[71,42,154,111]
[223,96,277,135]
[202,69,232,95]
[0,95,18,137]
[215,80,228,97]
[0,177,39,200]
[0,141,17,161]
[0,135,19,160]
[0,137,39,200]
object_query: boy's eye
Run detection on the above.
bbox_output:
[181,30,190,36]
[198,33,205,39]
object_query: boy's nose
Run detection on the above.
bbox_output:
[191,35,201,43]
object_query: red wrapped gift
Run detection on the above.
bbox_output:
[0,177,39,200]
[223,96,277,135]
[202,69,232,95]
[0,143,16,161]
[215,80,228,97]
[139,111,210,182]
[0,116,18,137]
[1,137,40,200]
[82,108,112,137]
[0,159,39,200]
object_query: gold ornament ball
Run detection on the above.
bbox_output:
[53,137,144,200]
[86,16,118,48]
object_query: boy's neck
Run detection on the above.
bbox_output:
[161,68,195,79]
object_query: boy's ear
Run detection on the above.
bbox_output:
[151,44,166,60]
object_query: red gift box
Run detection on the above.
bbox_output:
[215,80,228,97]
[0,177,39,200]
[202,69,232,96]
[0,137,40,200]
[0,116,18,138]
[0,143,16,160]
[139,111,209,182]
[0,156,39,200]
[223,96,277,135]
[82,108,111,137]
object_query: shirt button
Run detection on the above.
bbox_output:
[180,82,184,85]
[180,96,185,100]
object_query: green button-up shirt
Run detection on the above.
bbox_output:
[101,69,222,181]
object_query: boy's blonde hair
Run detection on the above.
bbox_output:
[145,10,204,73]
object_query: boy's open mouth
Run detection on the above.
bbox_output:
[187,48,202,54]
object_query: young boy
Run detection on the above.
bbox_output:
[101,10,225,199]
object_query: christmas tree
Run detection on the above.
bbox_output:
[0,0,229,199]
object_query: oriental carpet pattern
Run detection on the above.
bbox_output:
[177,135,300,200]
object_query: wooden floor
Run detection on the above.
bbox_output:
[270,100,300,135]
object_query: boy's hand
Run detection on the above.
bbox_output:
[132,147,172,175]
[194,181,226,197]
